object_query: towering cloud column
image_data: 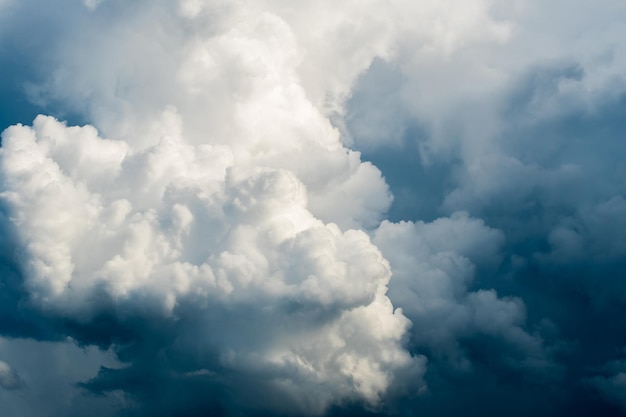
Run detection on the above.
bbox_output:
[0,0,424,414]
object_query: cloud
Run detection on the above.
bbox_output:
[0,337,123,417]
[1,0,626,416]
[372,213,555,375]
[343,0,626,414]
[0,108,423,414]
[589,356,626,412]
[0,360,21,390]
[82,0,104,11]
[0,2,426,412]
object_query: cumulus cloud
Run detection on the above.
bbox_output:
[343,0,626,414]
[1,0,626,416]
[373,213,554,375]
[0,110,421,415]
[347,0,626,226]
[0,1,427,414]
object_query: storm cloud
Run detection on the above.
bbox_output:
[0,0,625,416]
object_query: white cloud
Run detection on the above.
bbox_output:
[0,0,435,411]
[0,113,420,414]
[1,2,431,411]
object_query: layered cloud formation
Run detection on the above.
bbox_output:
[0,0,625,416]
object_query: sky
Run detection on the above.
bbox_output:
[0,0,626,416]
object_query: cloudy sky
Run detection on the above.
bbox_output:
[0,0,625,416]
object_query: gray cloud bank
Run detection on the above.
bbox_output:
[0,0,625,416]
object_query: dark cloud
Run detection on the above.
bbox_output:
[0,360,22,390]
[346,16,626,416]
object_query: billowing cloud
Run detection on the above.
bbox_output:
[373,213,555,376]
[0,1,423,414]
[344,0,626,415]
[0,110,420,415]
[1,0,626,416]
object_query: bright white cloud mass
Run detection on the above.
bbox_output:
[0,1,626,416]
